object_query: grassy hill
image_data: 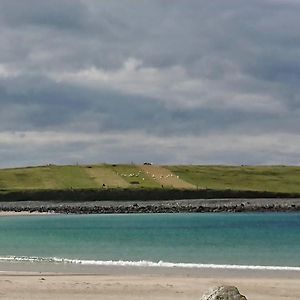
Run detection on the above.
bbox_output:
[167,165,300,194]
[0,164,299,198]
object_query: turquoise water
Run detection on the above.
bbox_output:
[0,213,299,268]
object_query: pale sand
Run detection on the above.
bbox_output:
[0,212,53,217]
[0,273,299,300]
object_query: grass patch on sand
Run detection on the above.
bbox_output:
[84,165,129,188]
[167,165,300,194]
[139,165,196,189]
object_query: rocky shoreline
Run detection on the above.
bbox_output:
[0,199,299,214]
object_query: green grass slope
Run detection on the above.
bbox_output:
[0,164,299,196]
[0,165,98,190]
[167,165,300,194]
[0,164,161,191]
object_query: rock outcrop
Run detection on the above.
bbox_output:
[200,286,247,300]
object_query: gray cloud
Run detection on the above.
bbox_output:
[0,0,299,167]
[0,0,86,29]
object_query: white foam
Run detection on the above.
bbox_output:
[0,256,300,271]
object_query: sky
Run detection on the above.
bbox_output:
[0,0,299,167]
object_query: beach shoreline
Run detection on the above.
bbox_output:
[1,259,300,278]
[0,269,299,300]
[1,211,299,299]
[0,211,54,217]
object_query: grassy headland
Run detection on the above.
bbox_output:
[0,164,299,201]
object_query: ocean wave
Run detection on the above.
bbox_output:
[0,256,300,271]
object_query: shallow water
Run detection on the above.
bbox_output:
[0,213,299,268]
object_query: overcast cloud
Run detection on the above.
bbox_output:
[0,0,299,167]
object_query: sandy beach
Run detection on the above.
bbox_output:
[0,211,53,217]
[0,272,299,300]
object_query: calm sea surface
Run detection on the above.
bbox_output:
[0,213,299,268]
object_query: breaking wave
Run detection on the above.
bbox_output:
[0,256,300,271]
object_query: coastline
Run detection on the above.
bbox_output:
[1,212,299,299]
[0,198,300,214]
[1,259,300,278]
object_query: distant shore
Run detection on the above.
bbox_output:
[0,198,299,214]
[1,164,300,197]
[1,187,300,203]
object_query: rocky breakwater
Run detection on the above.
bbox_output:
[0,200,300,214]
[200,286,247,300]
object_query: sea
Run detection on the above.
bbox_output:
[0,213,300,271]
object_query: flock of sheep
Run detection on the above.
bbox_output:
[117,170,179,181]
[117,170,145,181]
